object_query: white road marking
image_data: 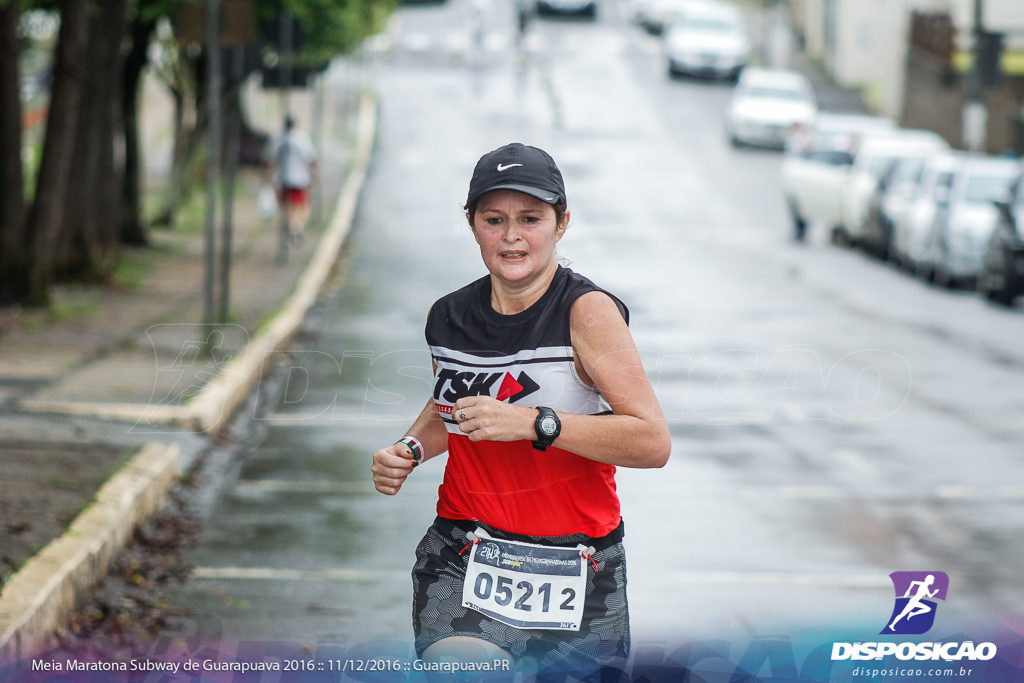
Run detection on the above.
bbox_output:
[192,567,409,581]
[192,567,890,588]
[658,571,891,588]
[934,485,1024,500]
[234,480,376,494]
[258,414,367,426]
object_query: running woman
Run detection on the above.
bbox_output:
[371,143,670,676]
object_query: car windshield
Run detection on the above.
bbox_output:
[867,156,896,178]
[963,174,1015,204]
[812,131,856,152]
[744,86,805,101]
[684,18,736,33]
[891,158,925,185]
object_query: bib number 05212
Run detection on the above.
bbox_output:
[461,532,588,631]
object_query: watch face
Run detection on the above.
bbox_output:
[540,416,557,436]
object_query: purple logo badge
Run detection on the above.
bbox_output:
[881,571,949,635]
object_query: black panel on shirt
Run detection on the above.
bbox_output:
[425,266,629,357]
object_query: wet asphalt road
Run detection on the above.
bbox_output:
[171,0,1024,652]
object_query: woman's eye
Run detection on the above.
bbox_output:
[486,217,502,225]
[522,216,538,224]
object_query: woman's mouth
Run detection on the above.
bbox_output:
[500,251,527,260]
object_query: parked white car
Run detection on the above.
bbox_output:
[930,156,1019,286]
[664,3,749,80]
[782,114,896,235]
[725,68,816,149]
[896,152,960,273]
[839,130,949,244]
[866,155,927,258]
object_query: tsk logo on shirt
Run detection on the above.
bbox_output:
[434,369,540,403]
[881,571,949,635]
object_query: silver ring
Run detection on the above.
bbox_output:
[459,410,468,422]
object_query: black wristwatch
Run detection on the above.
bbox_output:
[532,406,561,451]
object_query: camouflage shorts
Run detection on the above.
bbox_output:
[411,516,630,672]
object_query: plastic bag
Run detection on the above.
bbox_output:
[259,184,277,221]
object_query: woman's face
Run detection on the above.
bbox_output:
[469,190,568,289]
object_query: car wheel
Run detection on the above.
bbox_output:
[984,285,1015,306]
[979,273,1015,306]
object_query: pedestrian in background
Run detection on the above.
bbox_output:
[371,143,671,677]
[265,115,318,242]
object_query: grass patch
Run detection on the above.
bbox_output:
[48,299,98,323]
[173,190,206,236]
[49,475,80,491]
[255,304,285,334]
[113,252,152,291]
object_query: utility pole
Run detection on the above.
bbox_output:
[963,0,987,152]
[204,0,221,323]
[219,45,244,323]
[276,13,293,265]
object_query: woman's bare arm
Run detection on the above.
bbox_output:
[452,291,670,468]
[371,392,449,495]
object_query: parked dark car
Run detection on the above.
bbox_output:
[978,169,1024,306]
[536,0,596,18]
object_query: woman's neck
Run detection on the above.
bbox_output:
[489,262,559,315]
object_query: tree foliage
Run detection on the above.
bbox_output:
[0,0,395,306]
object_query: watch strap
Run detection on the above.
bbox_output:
[532,406,560,451]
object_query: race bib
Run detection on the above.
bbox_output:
[462,529,589,631]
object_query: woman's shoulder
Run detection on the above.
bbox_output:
[430,274,489,311]
[558,267,629,325]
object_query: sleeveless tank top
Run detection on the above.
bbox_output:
[425,265,629,537]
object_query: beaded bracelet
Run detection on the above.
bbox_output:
[395,435,424,465]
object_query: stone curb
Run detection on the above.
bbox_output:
[0,442,182,662]
[17,90,379,435]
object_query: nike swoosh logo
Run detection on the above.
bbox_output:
[496,163,523,172]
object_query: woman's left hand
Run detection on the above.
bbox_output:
[452,396,536,442]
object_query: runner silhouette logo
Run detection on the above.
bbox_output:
[881,571,949,635]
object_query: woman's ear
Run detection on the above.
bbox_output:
[555,210,570,242]
[467,213,482,245]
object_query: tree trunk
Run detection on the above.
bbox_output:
[57,0,129,279]
[26,0,90,305]
[120,3,156,246]
[0,0,26,302]
[153,57,204,228]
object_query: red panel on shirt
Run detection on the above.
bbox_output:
[436,434,621,538]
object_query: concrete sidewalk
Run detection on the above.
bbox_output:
[0,63,377,661]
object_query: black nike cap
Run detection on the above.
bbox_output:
[466,143,566,209]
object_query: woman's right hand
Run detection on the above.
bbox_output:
[371,444,417,495]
